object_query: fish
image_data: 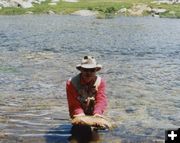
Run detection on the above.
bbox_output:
[71,116,115,130]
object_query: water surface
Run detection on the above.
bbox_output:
[0,15,180,143]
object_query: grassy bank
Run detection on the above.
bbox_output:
[0,0,180,18]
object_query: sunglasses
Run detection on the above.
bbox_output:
[81,68,96,72]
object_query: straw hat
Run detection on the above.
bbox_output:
[76,56,102,71]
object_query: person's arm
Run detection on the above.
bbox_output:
[93,79,107,115]
[66,80,85,118]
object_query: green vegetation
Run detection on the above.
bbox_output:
[0,0,180,18]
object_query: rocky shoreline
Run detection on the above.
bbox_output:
[0,0,179,9]
[0,0,45,8]
[0,0,79,8]
[0,0,180,18]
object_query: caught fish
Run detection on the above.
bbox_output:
[71,116,115,130]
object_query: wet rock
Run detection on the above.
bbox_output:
[168,116,176,121]
[152,13,160,18]
[144,128,154,135]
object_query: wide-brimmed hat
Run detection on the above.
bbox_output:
[76,56,102,71]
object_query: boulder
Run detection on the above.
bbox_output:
[47,10,55,14]
[62,0,78,2]
[26,11,33,14]
[31,0,41,4]
[151,8,167,14]
[0,0,45,8]
[48,2,57,6]
[0,1,11,7]
[151,0,180,4]
[11,0,33,8]
[51,0,59,2]
[118,8,127,13]
[128,4,152,16]
[71,10,98,16]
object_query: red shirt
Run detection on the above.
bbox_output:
[66,76,107,118]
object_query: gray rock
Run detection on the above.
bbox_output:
[47,10,55,14]
[127,4,152,16]
[26,11,33,14]
[168,116,176,121]
[71,10,98,17]
[118,8,127,13]
[51,0,59,2]
[152,8,167,14]
[0,1,11,7]
[0,0,44,8]
[62,0,78,2]
[48,2,57,6]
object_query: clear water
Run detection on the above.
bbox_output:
[0,15,180,143]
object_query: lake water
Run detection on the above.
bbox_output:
[0,15,180,143]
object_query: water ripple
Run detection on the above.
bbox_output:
[0,15,179,143]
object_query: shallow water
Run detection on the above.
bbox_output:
[0,15,180,143]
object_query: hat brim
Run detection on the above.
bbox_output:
[76,64,102,72]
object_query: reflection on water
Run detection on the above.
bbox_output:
[0,15,180,143]
[45,124,71,143]
[69,125,100,143]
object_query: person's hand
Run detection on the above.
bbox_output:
[72,113,85,125]
[94,121,106,129]
[73,113,85,118]
[93,114,104,118]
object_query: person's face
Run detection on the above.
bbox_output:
[80,68,97,82]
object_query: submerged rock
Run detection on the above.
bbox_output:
[125,107,137,113]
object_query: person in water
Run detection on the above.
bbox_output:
[66,56,108,121]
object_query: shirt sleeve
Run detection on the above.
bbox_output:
[66,79,84,118]
[93,78,108,115]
